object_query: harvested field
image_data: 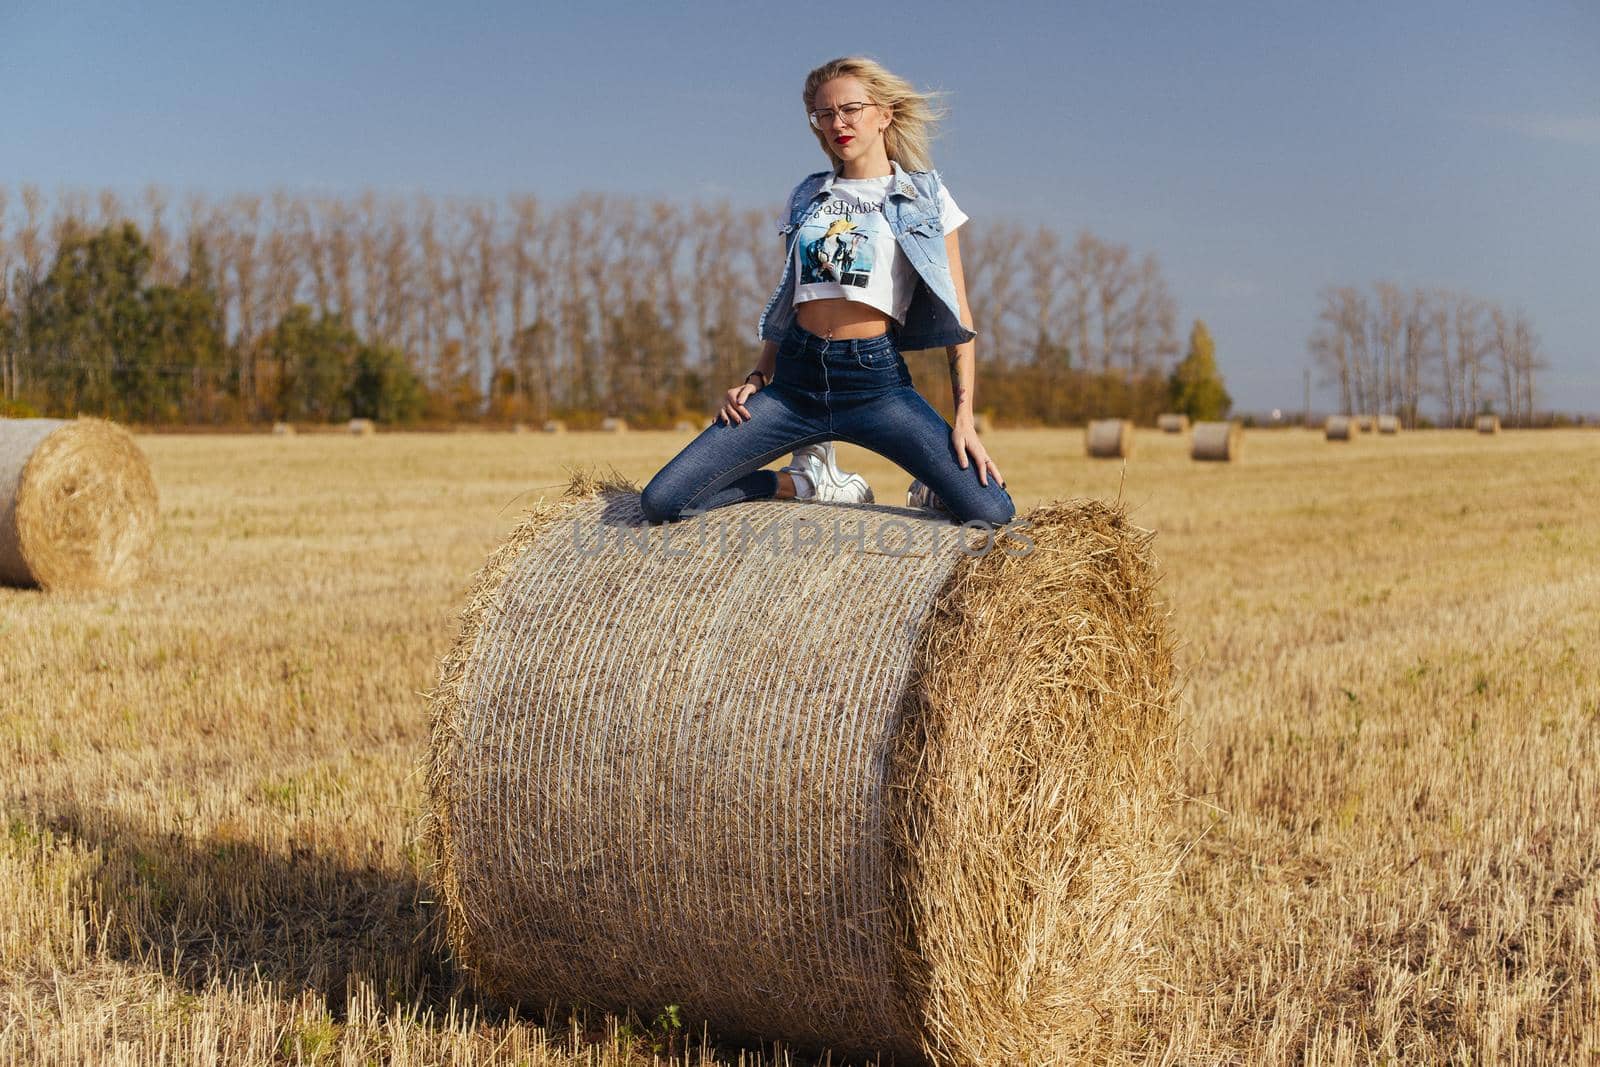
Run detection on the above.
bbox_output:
[3,428,1598,1064]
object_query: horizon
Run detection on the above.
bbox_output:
[4,1,1596,415]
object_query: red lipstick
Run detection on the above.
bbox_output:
[835,135,854,146]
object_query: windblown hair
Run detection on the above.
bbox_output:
[803,56,950,173]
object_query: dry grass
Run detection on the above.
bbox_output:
[428,476,1175,1065]
[2,427,1598,1064]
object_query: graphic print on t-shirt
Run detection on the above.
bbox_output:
[797,198,887,289]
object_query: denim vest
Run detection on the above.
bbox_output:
[756,158,978,352]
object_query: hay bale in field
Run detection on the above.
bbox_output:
[1325,415,1360,441]
[600,416,629,434]
[1156,413,1189,434]
[1377,414,1401,435]
[542,419,567,434]
[673,419,697,433]
[348,418,376,436]
[1356,415,1376,433]
[1190,420,1241,461]
[1477,414,1501,435]
[1085,418,1134,458]
[271,421,296,437]
[511,422,530,434]
[0,417,158,591]
[425,470,1179,1066]
[971,411,994,434]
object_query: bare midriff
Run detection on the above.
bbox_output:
[795,298,893,340]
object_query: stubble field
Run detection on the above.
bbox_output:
[2,426,1597,1065]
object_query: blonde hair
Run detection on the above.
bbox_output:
[802,56,950,173]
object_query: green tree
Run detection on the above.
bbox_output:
[264,305,360,422]
[22,221,226,422]
[348,340,425,424]
[1169,319,1232,421]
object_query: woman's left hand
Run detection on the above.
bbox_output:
[951,420,1005,488]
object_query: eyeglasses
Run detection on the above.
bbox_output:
[808,101,879,130]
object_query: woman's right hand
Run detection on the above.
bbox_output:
[717,381,761,425]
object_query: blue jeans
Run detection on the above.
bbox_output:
[640,321,1017,526]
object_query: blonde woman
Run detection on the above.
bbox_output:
[640,56,1014,527]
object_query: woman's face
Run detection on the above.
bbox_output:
[811,76,892,164]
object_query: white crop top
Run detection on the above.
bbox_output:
[790,172,968,325]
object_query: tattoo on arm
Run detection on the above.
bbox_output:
[948,352,967,411]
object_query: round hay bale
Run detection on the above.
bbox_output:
[1156,413,1189,434]
[426,471,1178,1065]
[511,422,531,435]
[348,418,376,436]
[600,416,629,434]
[0,417,158,591]
[271,421,296,437]
[1476,414,1501,434]
[673,419,697,433]
[1376,414,1401,435]
[1190,420,1241,461]
[1356,415,1376,433]
[542,419,567,434]
[1084,418,1134,459]
[1325,415,1360,441]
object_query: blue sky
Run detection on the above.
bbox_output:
[4,1,1596,413]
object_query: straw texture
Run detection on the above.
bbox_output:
[1190,420,1242,461]
[1325,415,1360,441]
[1477,415,1501,435]
[425,468,1178,1065]
[0,417,158,591]
[1156,413,1189,434]
[1376,414,1401,435]
[1085,418,1134,459]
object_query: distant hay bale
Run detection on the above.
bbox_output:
[0,417,158,592]
[1356,415,1376,433]
[348,418,376,436]
[271,421,296,437]
[542,419,567,434]
[1477,415,1501,435]
[511,422,530,434]
[673,419,697,433]
[1377,415,1401,435]
[426,471,1179,1065]
[1085,418,1134,458]
[972,412,994,434]
[1325,415,1360,441]
[601,416,629,434]
[1156,413,1190,434]
[1190,420,1242,462]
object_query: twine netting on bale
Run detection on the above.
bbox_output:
[1190,420,1241,461]
[1325,415,1359,441]
[0,417,158,591]
[425,468,1179,1066]
[1085,418,1134,459]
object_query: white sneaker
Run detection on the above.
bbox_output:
[781,442,874,504]
[907,478,954,517]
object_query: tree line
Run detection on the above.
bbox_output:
[0,184,1198,427]
[1308,283,1545,428]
